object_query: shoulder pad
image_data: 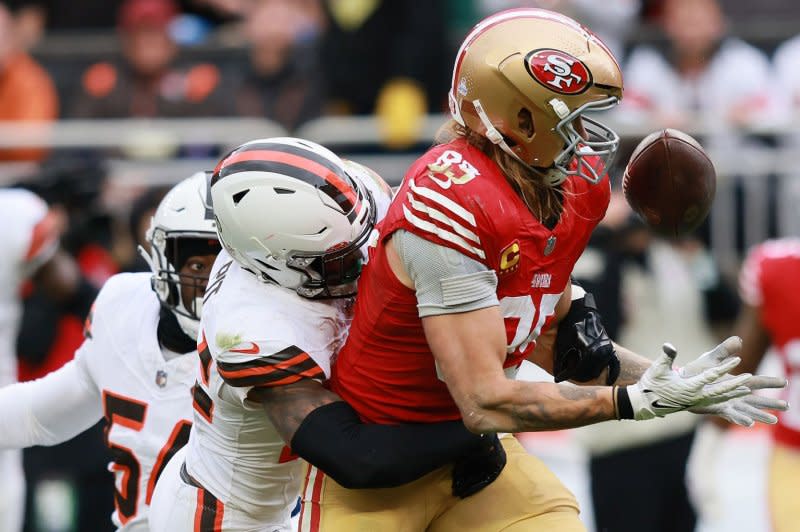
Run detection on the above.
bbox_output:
[396,142,513,264]
[88,273,153,330]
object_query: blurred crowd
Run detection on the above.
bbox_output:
[2,0,799,531]
[0,0,799,155]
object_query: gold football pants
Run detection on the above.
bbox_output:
[298,434,584,532]
[769,443,800,532]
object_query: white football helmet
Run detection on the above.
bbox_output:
[210,137,377,299]
[141,171,219,338]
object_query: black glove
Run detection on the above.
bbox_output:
[451,433,507,499]
[554,291,620,384]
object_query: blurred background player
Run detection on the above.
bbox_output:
[0,186,93,532]
[14,154,118,532]
[687,237,800,532]
[0,172,221,531]
[150,138,505,531]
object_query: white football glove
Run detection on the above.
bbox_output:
[685,422,726,522]
[679,336,788,427]
[625,343,751,421]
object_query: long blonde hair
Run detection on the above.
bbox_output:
[436,120,563,225]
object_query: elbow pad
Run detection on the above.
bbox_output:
[554,289,620,384]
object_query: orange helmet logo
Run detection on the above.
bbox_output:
[525,49,592,95]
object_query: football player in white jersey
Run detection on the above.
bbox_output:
[149,138,505,532]
[0,172,221,532]
[0,187,97,532]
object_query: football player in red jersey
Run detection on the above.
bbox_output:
[300,8,789,531]
[687,239,800,532]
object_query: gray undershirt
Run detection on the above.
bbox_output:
[392,229,499,317]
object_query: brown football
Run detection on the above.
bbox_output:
[622,129,716,237]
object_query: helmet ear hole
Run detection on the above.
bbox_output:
[518,108,534,139]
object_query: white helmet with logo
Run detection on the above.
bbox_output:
[210,137,377,299]
[142,171,219,338]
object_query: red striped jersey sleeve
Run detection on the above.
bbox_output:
[398,173,488,264]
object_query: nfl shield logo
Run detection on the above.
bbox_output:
[155,370,168,388]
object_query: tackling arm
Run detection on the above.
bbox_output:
[0,359,102,449]
[251,381,498,491]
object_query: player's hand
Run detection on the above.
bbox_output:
[626,343,751,421]
[678,336,743,379]
[678,336,788,426]
[687,377,788,426]
[685,422,726,522]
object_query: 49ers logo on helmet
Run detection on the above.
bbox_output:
[525,49,592,95]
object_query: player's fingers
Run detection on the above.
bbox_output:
[704,336,743,363]
[652,346,677,372]
[735,402,779,425]
[743,375,788,391]
[716,407,754,427]
[717,336,743,358]
[701,385,751,403]
[695,357,742,384]
[743,394,789,412]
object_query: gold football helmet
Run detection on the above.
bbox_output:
[449,8,624,185]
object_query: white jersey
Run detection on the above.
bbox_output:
[184,249,351,528]
[0,188,58,387]
[0,273,197,532]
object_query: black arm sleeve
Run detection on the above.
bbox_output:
[290,401,492,489]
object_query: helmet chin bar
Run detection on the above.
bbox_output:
[551,96,620,185]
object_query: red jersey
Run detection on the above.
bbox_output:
[331,138,610,423]
[739,238,800,448]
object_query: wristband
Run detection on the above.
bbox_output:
[616,386,634,419]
